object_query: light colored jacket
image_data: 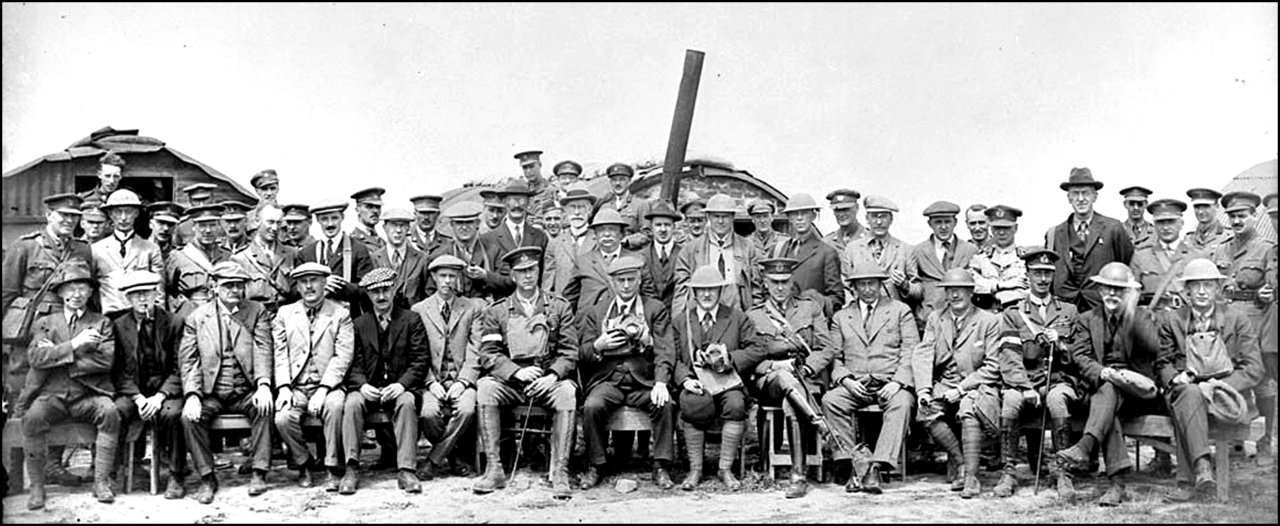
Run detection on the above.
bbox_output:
[93,233,164,314]
[411,293,487,386]
[272,298,354,390]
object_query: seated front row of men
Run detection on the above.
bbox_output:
[15,247,1265,510]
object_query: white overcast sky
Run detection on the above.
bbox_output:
[3,3,1276,241]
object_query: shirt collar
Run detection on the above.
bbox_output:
[505,218,525,234]
[710,232,732,247]
[1073,212,1095,229]
[695,305,716,323]
[64,308,84,324]
[655,239,674,253]
[933,234,955,249]
[514,290,541,313]
[114,230,135,243]
[600,246,622,259]
[1193,305,1215,321]
[860,298,878,312]
[614,296,638,316]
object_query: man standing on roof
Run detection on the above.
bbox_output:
[349,187,386,252]
[823,189,867,252]
[93,189,165,320]
[174,183,222,249]
[245,169,279,231]
[78,151,126,205]
[1119,186,1156,250]
[595,163,657,250]
[408,195,450,255]
[479,189,506,235]
[551,160,583,204]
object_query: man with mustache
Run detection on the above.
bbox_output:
[349,187,387,252]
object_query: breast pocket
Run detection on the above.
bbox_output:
[24,260,57,291]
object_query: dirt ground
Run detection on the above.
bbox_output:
[4,420,1277,524]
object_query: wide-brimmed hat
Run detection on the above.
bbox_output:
[644,201,682,221]
[590,209,629,229]
[1111,369,1157,400]
[844,262,888,282]
[703,194,738,215]
[1177,258,1228,283]
[1200,379,1250,424]
[102,189,143,210]
[938,268,976,288]
[781,193,822,214]
[1059,167,1103,191]
[1089,262,1140,288]
[53,261,95,289]
[559,186,598,206]
[687,265,729,288]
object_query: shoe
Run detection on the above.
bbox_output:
[164,476,186,499]
[959,474,980,499]
[248,471,268,497]
[717,469,741,492]
[338,467,358,495]
[1098,479,1126,507]
[46,464,87,487]
[398,470,422,494]
[1149,451,1175,478]
[298,467,315,488]
[653,465,674,490]
[949,464,966,492]
[194,477,216,505]
[784,475,808,499]
[325,471,342,492]
[680,467,702,491]
[831,461,852,487]
[1193,457,1216,495]
[418,460,441,481]
[1056,443,1091,469]
[1164,484,1197,503]
[92,477,115,504]
[993,472,1017,498]
[26,451,47,510]
[450,460,473,478]
[1055,473,1076,501]
[579,465,603,490]
[861,465,883,495]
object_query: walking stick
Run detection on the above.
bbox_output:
[1033,334,1059,495]
[509,395,537,483]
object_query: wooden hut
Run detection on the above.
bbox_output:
[1,126,257,245]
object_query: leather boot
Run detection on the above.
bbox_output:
[1193,456,1216,495]
[248,470,268,496]
[550,409,575,499]
[93,434,117,503]
[1057,432,1095,469]
[338,461,359,495]
[784,418,808,499]
[993,419,1019,498]
[45,445,88,486]
[26,447,47,510]
[862,463,883,494]
[652,460,674,490]
[194,474,217,504]
[579,464,603,490]
[717,420,744,491]
[1098,473,1127,507]
[959,418,982,499]
[1050,418,1076,501]
[680,421,704,491]
[927,419,964,492]
[472,405,507,494]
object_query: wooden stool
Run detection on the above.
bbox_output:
[757,405,824,481]
[3,418,142,494]
[1121,414,1254,501]
[474,405,554,473]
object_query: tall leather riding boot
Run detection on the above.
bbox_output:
[784,418,808,499]
[680,422,704,491]
[472,406,506,494]
[959,418,983,499]
[927,420,965,491]
[550,409,575,500]
[26,445,47,510]
[93,433,118,503]
[717,420,745,491]
[993,419,1020,498]
[1051,418,1077,500]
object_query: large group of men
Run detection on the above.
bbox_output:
[1,150,1276,513]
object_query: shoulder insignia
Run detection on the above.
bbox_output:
[18,231,40,240]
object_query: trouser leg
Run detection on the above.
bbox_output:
[873,390,913,470]
[427,389,476,465]
[821,388,862,461]
[391,392,419,471]
[185,397,226,477]
[228,394,274,471]
[1167,383,1210,483]
[582,383,624,466]
[342,391,373,465]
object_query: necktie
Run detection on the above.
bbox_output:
[1077,221,1089,242]
[392,249,402,270]
[717,251,726,276]
[307,306,319,322]
[118,235,129,258]
[441,300,451,325]
[941,239,954,268]
[659,246,668,265]
[1037,302,1047,322]
[69,312,80,329]
[862,304,872,332]
[701,312,714,333]
[321,240,331,267]
[605,252,616,266]
[871,238,884,260]
[514,225,523,246]
[379,315,389,331]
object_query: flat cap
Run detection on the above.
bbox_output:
[1186,188,1222,206]
[311,199,350,216]
[1146,199,1187,221]
[984,204,1022,227]
[219,200,253,220]
[1118,186,1153,201]
[211,261,250,282]
[826,189,861,209]
[590,208,629,229]
[502,246,543,271]
[282,203,311,220]
[644,201,682,221]
[409,194,443,212]
[605,163,635,178]
[747,199,777,215]
[514,150,543,166]
[553,160,583,177]
[759,257,799,278]
[44,193,85,215]
[922,200,961,218]
[1059,167,1103,191]
[494,179,534,197]
[250,169,279,189]
[359,267,397,290]
[118,271,162,294]
[428,254,467,272]
[381,207,414,222]
[290,262,332,280]
[1221,191,1262,213]
[862,195,898,214]
[444,201,484,221]
[350,187,386,206]
[1021,249,1059,271]
[187,204,225,223]
[607,255,645,276]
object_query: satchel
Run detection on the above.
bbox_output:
[1186,331,1234,381]
[2,262,66,342]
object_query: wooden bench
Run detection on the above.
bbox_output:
[757,405,825,480]
[3,418,143,495]
[211,410,391,467]
[1121,414,1253,501]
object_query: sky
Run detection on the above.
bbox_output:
[3,3,1276,241]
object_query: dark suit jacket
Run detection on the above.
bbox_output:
[577,294,674,390]
[1070,307,1159,390]
[371,244,431,309]
[479,220,550,295]
[427,238,506,300]
[298,233,375,316]
[1045,212,1134,306]
[563,249,656,315]
[1156,304,1264,393]
[672,304,769,385]
[773,230,843,315]
[346,307,429,390]
[112,309,183,398]
[21,310,117,407]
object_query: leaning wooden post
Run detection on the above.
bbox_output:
[659,49,705,206]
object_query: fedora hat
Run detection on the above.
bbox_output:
[1059,167,1104,191]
